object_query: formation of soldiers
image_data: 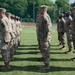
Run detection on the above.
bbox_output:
[0,8,22,70]
[57,7,75,60]
[0,5,75,71]
[36,6,75,71]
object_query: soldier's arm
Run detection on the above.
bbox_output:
[42,16,50,38]
[1,19,9,33]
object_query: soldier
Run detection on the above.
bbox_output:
[6,13,15,61]
[57,14,66,50]
[37,5,52,71]
[71,7,75,61]
[65,11,73,54]
[15,16,21,46]
[57,16,62,46]
[0,8,11,70]
[11,15,17,55]
[36,12,42,50]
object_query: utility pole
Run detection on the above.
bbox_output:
[69,0,70,11]
[33,0,35,22]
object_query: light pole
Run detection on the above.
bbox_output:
[33,0,35,22]
[69,0,70,11]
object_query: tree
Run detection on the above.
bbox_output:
[55,0,69,14]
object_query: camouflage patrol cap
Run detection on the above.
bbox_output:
[59,13,64,17]
[40,5,48,10]
[0,8,6,13]
[6,12,11,16]
[11,14,15,18]
[15,16,18,19]
[66,11,71,15]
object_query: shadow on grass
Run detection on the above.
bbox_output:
[50,52,65,54]
[19,45,38,47]
[0,65,75,73]
[16,51,64,55]
[10,57,71,62]
[16,51,40,55]
[50,48,61,50]
[18,48,37,50]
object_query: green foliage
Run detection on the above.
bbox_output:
[0,0,74,22]
[55,0,69,13]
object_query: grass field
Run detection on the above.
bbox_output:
[0,26,75,75]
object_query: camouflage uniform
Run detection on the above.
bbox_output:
[57,17,66,47]
[12,19,17,54]
[0,16,11,63]
[36,13,42,49]
[72,16,75,49]
[16,17,21,46]
[65,16,73,51]
[38,12,52,65]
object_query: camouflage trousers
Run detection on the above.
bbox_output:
[58,32,65,46]
[66,31,73,50]
[39,38,50,64]
[36,33,40,48]
[72,35,75,50]
[10,39,15,55]
[0,42,10,63]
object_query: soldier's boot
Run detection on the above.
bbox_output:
[58,42,61,46]
[66,50,73,54]
[72,57,75,61]
[0,62,11,70]
[38,63,50,71]
[60,45,66,50]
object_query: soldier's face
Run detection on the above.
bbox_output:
[0,12,5,18]
[40,9,45,14]
[72,9,75,15]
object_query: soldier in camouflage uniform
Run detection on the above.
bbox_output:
[65,11,73,54]
[38,5,52,70]
[57,14,66,50]
[15,16,21,47]
[57,16,62,46]
[36,12,42,50]
[6,13,16,61]
[71,7,75,61]
[0,8,11,70]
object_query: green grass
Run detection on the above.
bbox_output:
[0,26,75,75]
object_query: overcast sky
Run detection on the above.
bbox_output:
[51,0,75,3]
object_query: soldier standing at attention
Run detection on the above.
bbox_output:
[57,16,62,46]
[38,5,52,71]
[36,12,42,50]
[65,11,73,54]
[57,14,66,50]
[71,7,75,61]
[6,13,15,61]
[0,8,11,70]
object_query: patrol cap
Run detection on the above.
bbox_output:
[6,12,11,16]
[11,14,15,18]
[40,5,48,10]
[0,8,6,13]
[59,13,64,17]
[15,16,19,19]
[65,11,71,15]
